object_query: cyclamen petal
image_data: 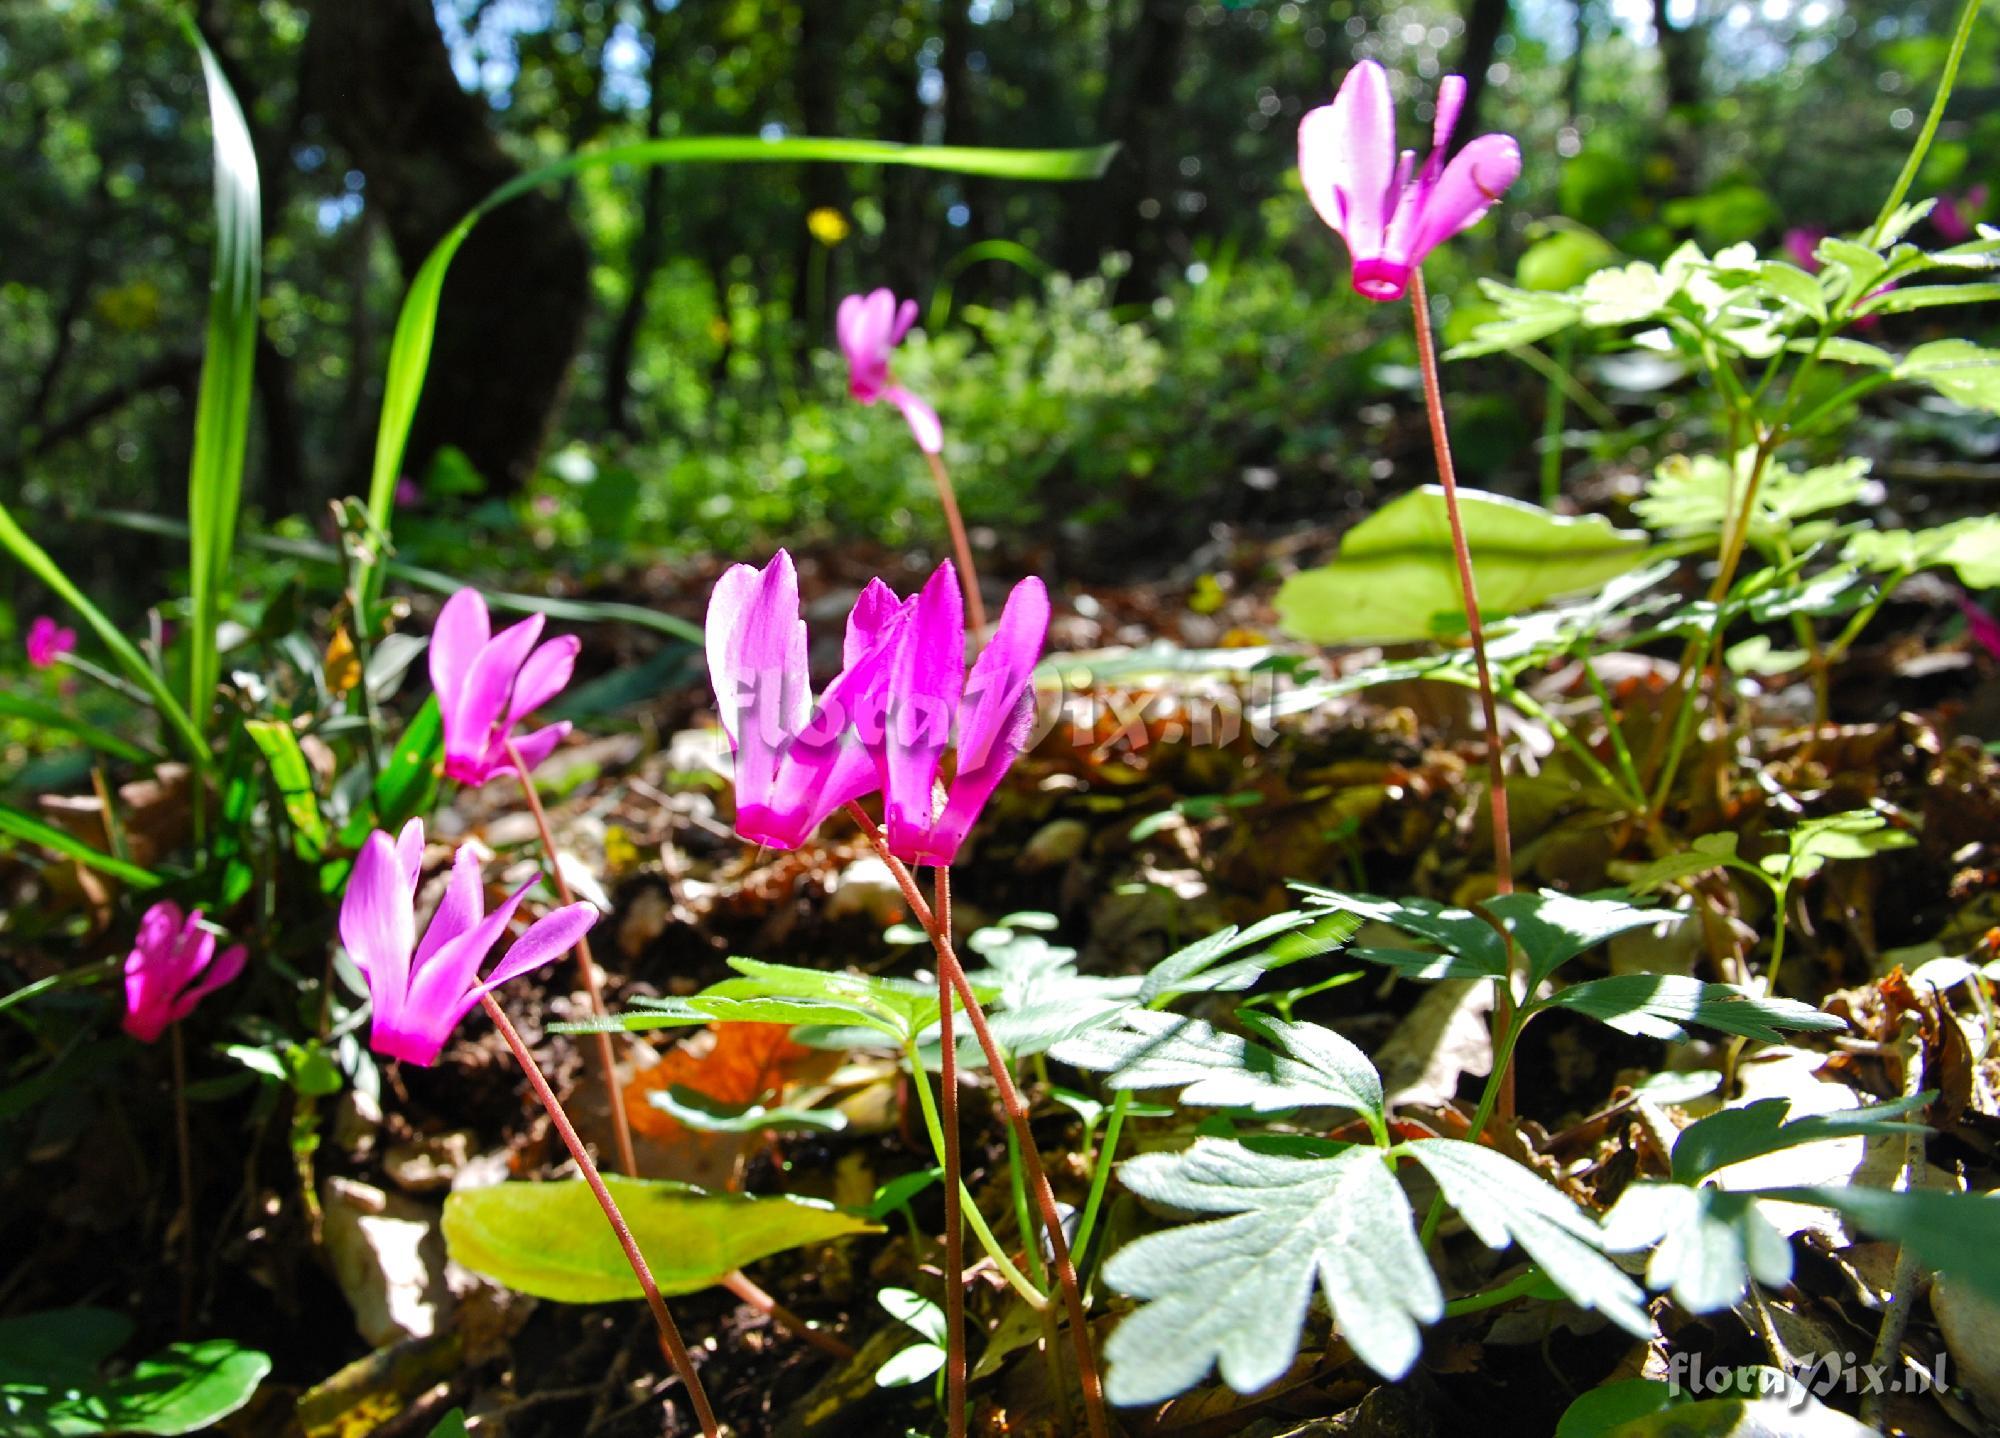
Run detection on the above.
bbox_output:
[1299,59,1520,303]
[26,616,77,670]
[836,288,943,450]
[880,563,967,856]
[430,589,576,786]
[339,820,599,1067]
[122,901,245,1042]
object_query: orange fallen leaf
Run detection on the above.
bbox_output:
[624,1022,816,1143]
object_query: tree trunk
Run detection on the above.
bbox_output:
[1453,0,1512,143]
[1649,0,1706,191]
[601,6,677,438]
[1067,0,1189,295]
[792,0,847,335]
[301,0,589,495]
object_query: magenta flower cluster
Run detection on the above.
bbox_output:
[706,550,1048,865]
[429,588,579,787]
[26,615,76,670]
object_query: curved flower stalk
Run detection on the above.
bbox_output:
[705,549,910,849]
[339,818,597,1066]
[837,289,943,453]
[26,615,77,670]
[1299,60,1521,302]
[429,587,579,787]
[836,289,987,630]
[866,561,1049,867]
[123,901,246,1042]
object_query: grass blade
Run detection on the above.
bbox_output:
[0,502,205,764]
[0,691,156,765]
[0,799,163,889]
[181,18,262,738]
[357,135,1118,614]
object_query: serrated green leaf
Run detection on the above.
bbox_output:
[1753,262,1827,321]
[1295,888,1510,979]
[1635,452,1869,543]
[1601,1182,1792,1312]
[1858,281,2000,316]
[1138,910,1335,1004]
[1819,238,1889,301]
[1845,516,2000,588]
[1670,1094,1933,1185]
[1897,338,2000,413]
[1444,283,1582,359]
[1104,1140,1440,1399]
[1619,833,1749,893]
[1802,335,1897,368]
[1486,890,1671,989]
[1767,1186,2000,1310]
[1766,810,1917,883]
[645,1086,848,1135]
[1401,1140,1651,1338]
[1545,975,1844,1042]
[443,1176,880,1302]
[1274,487,1651,645]
[1051,1010,1382,1121]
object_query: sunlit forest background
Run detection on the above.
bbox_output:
[4,0,1987,614]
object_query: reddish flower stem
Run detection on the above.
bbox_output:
[506,737,639,1178]
[480,993,720,1438]
[934,864,968,1438]
[924,449,988,632]
[171,1021,196,1334]
[1410,269,1517,1124]
[847,803,1109,1438]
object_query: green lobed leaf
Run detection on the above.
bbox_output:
[1545,975,1844,1043]
[442,1175,880,1302]
[1274,487,1652,645]
[1896,338,2000,414]
[1401,1139,1652,1339]
[1104,1140,1439,1400]
[1669,1093,1933,1186]
[1619,833,1750,893]
[645,1086,848,1135]
[1296,888,1510,980]
[1846,516,2000,588]
[1601,1182,1792,1313]
[1485,890,1671,989]
[1766,810,1917,884]
[1050,1010,1382,1122]
[1857,280,2000,316]
[1767,1185,2000,1310]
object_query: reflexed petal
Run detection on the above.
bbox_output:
[505,635,580,729]
[415,843,485,967]
[131,901,183,972]
[402,877,536,1026]
[341,829,417,1003]
[884,385,944,454]
[921,688,1040,866]
[891,297,919,345]
[396,816,426,888]
[844,578,906,670]
[1299,61,1396,258]
[880,563,966,856]
[429,589,490,719]
[955,577,1049,771]
[726,554,811,811]
[1427,75,1466,174]
[1407,132,1521,262]
[504,722,569,775]
[477,902,598,995]
[443,614,544,765]
[705,562,763,746]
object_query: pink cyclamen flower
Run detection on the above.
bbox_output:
[1958,591,2000,662]
[836,289,944,454]
[1934,185,1988,243]
[340,818,598,1066]
[705,550,906,849]
[123,901,246,1043]
[26,616,76,670]
[865,561,1049,867]
[1299,60,1522,303]
[1783,227,1825,272]
[429,588,578,787]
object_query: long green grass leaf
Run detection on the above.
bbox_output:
[181,19,263,738]
[0,502,205,764]
[0,691,156,765]
[357,135,1117,613]
[0,800,163,889]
